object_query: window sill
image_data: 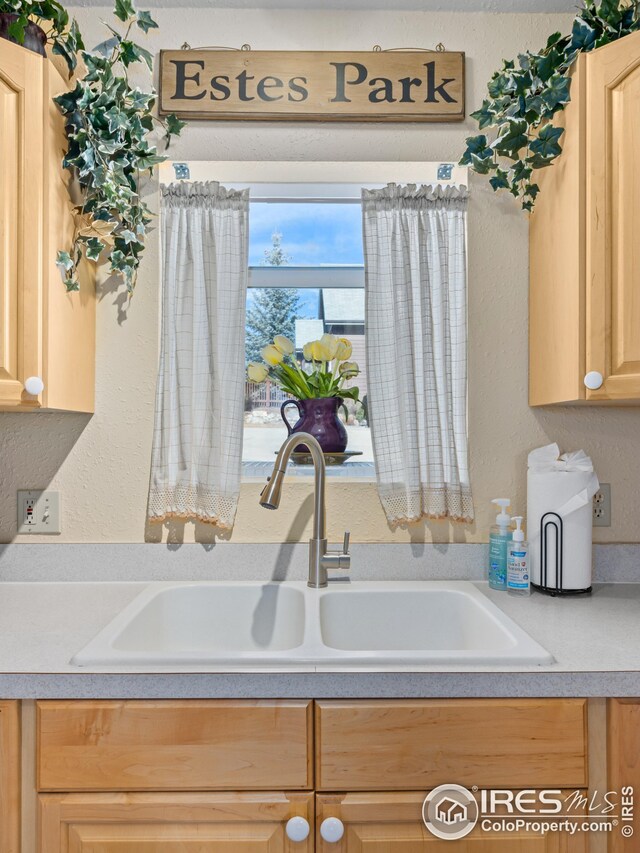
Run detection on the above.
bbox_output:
[242,460,376,483]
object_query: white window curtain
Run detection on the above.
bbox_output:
[147,181,249,529]
[362,183,473,525]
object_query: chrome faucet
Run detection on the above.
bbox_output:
[259,432,351,588]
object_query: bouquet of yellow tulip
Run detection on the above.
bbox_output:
[247,333,361,402]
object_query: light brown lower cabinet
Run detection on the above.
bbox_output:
[316,793,588,852]
[607,698,640,853]
[39,792,314,852]
[19,697,606,851]
[0,701,20,853]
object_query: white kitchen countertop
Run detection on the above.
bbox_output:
[0,580,639,697]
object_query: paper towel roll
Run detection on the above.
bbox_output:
[527,444,599,592]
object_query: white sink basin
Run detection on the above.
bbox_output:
[72,581,553,668]
[320,587,525,653]
[113,584,305,654]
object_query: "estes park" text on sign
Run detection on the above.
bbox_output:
[159,50,465,122]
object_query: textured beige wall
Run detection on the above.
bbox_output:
[1,7,639,545]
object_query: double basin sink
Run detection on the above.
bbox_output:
[73,581,552,667]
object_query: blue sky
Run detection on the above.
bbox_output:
[247,201,364,319]
[248,202,364,266]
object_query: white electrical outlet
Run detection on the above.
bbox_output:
[593,483,611,527]
[17,490,61,534]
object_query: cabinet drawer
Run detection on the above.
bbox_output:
[316,699,587,790]
[38,700,313,792]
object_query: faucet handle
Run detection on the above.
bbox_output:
[343,531,350,554]
[259,476,270,497]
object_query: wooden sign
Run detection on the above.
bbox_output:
[159,50,465,122]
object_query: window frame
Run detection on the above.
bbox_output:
[249,266,364,290]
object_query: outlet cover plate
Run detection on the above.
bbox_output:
[593,483,611,527]
[17,490,61,534]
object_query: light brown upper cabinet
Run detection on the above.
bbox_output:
[0,41,95,413]
[530,31,640,405]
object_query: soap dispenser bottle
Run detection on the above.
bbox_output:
[507,517,530,596]
[489,498,512,590]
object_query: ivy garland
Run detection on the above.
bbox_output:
[54,0,185,292]
[460,0,640,211]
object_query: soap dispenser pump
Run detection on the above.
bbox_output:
[488,498,513,590]
[507,517,530,596]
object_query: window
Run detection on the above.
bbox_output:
[243,185,373,478]
[157,160,469,483]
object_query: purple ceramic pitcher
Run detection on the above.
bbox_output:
[280,397,348,453]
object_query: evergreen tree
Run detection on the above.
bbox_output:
[246,231,299,364]
[262,230,292,266]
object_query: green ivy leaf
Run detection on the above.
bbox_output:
[104,106,128,133]
[128,88,153,110]
[488,73,512,98]
[513,70,533,98]
[120,40,153,70]
[542,74,571,110]
[56,250,74,272]
[7,13,28,42]
[598,0,624,27]
[54,82,83,114]
[512,160,533,183]
[527,153,556,169]
[136,10,158,33]
[83,237,106,261]
[135,152,165,170]
[93,36,120,57]
[459,134,492,166]
[529,123,564,158]
[114,0,136,22]
[536,47,562,83]
[571,17,598,51]
[545,31,563,49]
[489,169,510,191]
[68,18,84,51]
[492,118,529,159]
[164,113,186,136]
[470,153,494,175]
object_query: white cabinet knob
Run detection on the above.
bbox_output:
[584,371,604,390]
[24,376,44,396]
[320,817,345,843]
[286,816,310,842]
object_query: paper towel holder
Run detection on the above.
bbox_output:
[532,511,592,597]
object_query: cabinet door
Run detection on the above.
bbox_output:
[317,794,587,852]
[40,791,314,853]
[0,40,44,408]
[607,698,639,853]
[0,702,20,853]
[586,30,640,401]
